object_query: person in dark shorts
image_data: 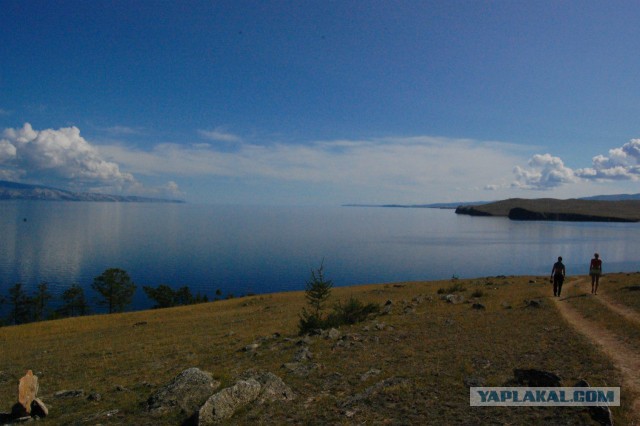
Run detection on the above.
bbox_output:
[551,256,565,297]
[590,253,602,295]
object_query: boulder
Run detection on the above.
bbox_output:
[472,303,486,310]
[197,379,261,425]
[147,368,221,416]
[443,294,465,304]
[238,371,295,404]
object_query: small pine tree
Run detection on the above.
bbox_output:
[299,261,333,335]
[305,262,333,316]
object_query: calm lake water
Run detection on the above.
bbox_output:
[1,201,639,311]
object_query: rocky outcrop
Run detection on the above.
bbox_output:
[197,371,295,424]
[454,206,492,216]
[146,368,221,416]
[508,207,638,222]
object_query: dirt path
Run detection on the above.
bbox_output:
[553,278,640,422]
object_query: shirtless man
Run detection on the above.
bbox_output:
[551,256,566,297]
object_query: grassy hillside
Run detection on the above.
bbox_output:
[457,198,640,221]
[1,274,639,424]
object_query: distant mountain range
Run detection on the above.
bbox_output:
[0,180,185,203]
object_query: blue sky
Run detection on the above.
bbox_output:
[1,1,640,204]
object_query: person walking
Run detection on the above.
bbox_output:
[590,253,602,295]
[551,256,566,297]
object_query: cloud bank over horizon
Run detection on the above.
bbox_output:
[1,123,639,203]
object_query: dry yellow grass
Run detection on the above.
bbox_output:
[1,274,638,424]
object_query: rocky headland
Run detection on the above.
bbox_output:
[455,198,640,222]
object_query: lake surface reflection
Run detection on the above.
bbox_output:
[1,201,639,310]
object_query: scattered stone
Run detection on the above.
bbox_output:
[528,280,536,284]
[472,303,486,310]
[326,328,341,340]
[87,392,102,401]
[410,296,423,305]
[443,294,465,304]
[375,322,386,331]
[297,336,313,346]
[524,299,543,308]
[359,368,382,382]
[281,362,320,377]
[54,389,85,398]
[382,300,393,315]
[463,376,485,387]
[243,343,260,352]
[293,347,313,362]
[133,321,148,327]
[501,302,512,309]
[18,370,38,414]
[146,367,221,416]
[197,379,261,424]
[513,369,561,387]
[114,385,129,392]
[341,376,410,408]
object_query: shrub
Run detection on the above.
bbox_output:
[437,282,467,294]
[472,289,484,298]
[326,297,380,327]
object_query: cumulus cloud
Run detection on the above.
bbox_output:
[512,153,577,190]
[575,139,640,181]
[1,123,136,190]
[511,138,640,190]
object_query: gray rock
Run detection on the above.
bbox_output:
[197,379,261,425]
[281,362,320,377]
[146,368,220,416]
[443,294,465,304]
[382,300,393,315]
[341,376,410,408]
[327,328,341,340]
[54,389,85,398]
[524,299,543,308]
[243,343,260,352]
[294,347,313,362]
[472,303,486,310]
[238,371,295,404]
[360,369,382,381]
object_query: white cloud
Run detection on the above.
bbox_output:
[512,153,577,190]
[575,139,640,181]
[511,138,640,190]
[198,128,242,143]
[1,123,136,190]
[99,135,525,201]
